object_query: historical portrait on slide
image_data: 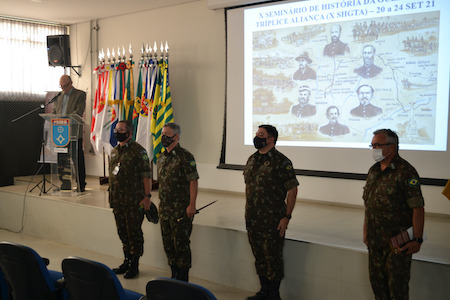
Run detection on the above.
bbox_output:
[354,45,383,79]
[319,106,350,136]
[291,85,316,118]
[351,84,383,118]
[293,52,317,81]
[323,25,350,57]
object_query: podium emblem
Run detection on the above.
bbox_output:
[52,118,70,147]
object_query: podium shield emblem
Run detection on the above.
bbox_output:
[52,118,71,147]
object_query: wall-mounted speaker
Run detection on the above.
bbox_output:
[47,35,71,67]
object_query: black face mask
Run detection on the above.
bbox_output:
[115,131,129,142]
[161,135,175,147]
[253,136,267,149]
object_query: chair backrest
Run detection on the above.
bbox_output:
[0,241,58,300]
[0,267,11,300]
[62,256,128,300]
[146,277,217,300]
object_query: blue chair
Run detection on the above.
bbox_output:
[144,277,217,300]
[0,267,11,300]
[61,256,143,300]
[0,241,65,300]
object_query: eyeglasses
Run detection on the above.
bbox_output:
[114,129,128,133]
[60,83,70,89]
[369,143,392,149]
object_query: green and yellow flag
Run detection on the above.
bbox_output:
[150,59,173,163]
[123,60,135,120]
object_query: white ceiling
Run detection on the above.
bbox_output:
[0,0,200,24]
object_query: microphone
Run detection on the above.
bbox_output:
[48,92,62,104]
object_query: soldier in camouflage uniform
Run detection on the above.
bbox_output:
[109,120,152,279]
[157,123,199,282]
[244,125,299,300]
[364,129,425,300]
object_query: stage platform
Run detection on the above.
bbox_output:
[0,175,449,299]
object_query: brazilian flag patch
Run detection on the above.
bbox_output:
[142,154,149,161]
[408,178,419,187]
[286,164,293,170]
[190,160,196,167]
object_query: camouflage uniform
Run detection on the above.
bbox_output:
[109,139,151,257]
[157,144,199,269]
[244,148,299,281]
[363,154,424,300]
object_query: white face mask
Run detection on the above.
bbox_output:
[372,148,386,162]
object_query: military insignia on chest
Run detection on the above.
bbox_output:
[264,161,270,167]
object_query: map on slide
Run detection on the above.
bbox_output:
[246,5,446,150]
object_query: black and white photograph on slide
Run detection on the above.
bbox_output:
[244,0,448,151]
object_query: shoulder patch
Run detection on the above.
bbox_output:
[286,164,293,170]
[408,178,419,187]
[190,160,196,167]
[142,153,149,161]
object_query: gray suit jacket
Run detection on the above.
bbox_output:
[52,87,86,137]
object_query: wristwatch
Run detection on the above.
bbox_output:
[144,194,152,198]
[284,214,292,220]
[412,237,423,243]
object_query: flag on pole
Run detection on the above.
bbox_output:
[137,58,157,156]
[91,65,106,154]
[150,59,173,163]
[117,62,126,120]
[97,63,116,155]
[92,63,114,155]
[132,62,143,139]
[90,64,103,154]
[124,60,135,121]
[109,61,125,149]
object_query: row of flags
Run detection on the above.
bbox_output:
[90,48,173,163]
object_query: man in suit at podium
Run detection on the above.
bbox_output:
[52,75,86,192]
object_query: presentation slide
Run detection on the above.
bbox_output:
[225,0,450,179]
[244,0,448,151]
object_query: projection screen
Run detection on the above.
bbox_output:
[223,0,450,182]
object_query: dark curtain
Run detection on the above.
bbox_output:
[0,99,44,186]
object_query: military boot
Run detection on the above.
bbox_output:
[268,280,281,300]
[177,268,189,282]
[124,256,139,279]
[170,265,179,279]
[112,253,130,274]
[246,276,270,300]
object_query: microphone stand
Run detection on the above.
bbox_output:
[12,93,60,195]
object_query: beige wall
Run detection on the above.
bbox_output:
[69,0,450,215]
